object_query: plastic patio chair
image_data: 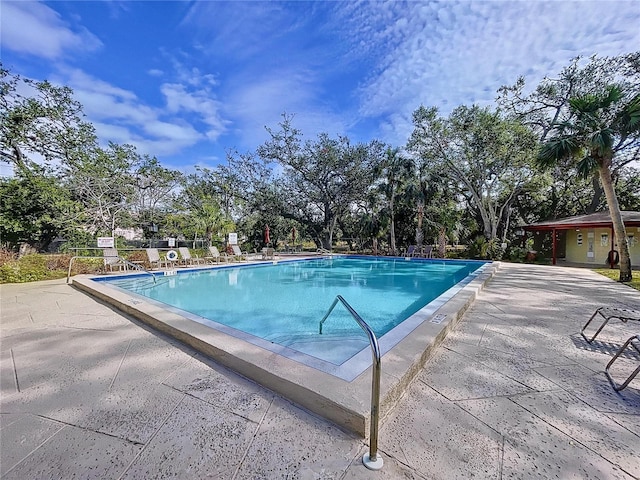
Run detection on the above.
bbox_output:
[230,244,248,262]
[178,247,205,266]
[103,248,127,272]
[145,248,168,270]
[204,246,229,264]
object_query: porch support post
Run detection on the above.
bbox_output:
[552,228,557,266]
[610,226,615,268]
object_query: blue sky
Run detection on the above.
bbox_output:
[2,1,639,174]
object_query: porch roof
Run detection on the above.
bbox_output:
[523,211,640,231]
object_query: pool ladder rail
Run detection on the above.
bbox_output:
[319,295,384,471]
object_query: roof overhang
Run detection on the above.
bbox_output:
[522,211,640,232]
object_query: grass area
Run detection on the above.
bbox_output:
[593,268,640,291]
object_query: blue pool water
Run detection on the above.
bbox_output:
[102,256,485,367]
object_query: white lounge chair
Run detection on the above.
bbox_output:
[204,246,229,264]
[230,245,248,262]
[145,248,168,270]
[103,248,127,272]
[178,247,205,266]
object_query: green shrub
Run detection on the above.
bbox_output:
[0,254,51,283]
[467,236,506,260]
[507,246,528,263]
[0,251,103,283]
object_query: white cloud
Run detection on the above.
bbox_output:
[0,1,101,59]
[225,68,351,151]
[160,83,227,140]
[53,66,231,156]
[332,0,640,147]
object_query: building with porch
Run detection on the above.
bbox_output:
[523,211,640,267]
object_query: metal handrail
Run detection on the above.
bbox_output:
[67,256,157,284]
[318,295,384,470]
[120,258,157,284]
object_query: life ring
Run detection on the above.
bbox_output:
[166,250,179,262]
[607,249,619,266]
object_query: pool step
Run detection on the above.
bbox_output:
[266,331,369,365]
[266,330,364,346]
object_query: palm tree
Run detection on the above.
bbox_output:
[538,85,640,282]
[376,148,413,255]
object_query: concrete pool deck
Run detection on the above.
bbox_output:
[1,263,639,478]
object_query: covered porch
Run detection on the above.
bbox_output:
[523,211,640,267]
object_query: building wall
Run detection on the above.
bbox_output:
[565,227,640,266]
[113,227,144,241]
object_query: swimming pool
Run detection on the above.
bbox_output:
[74,255,495,435]
[99,256,486,376]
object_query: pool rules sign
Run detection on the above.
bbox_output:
[97,237,115,248]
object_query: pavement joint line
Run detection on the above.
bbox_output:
[10,347,20,392]
[157,354,197,386]
[35,413,146,446]
[559,383,640,424]
[1,423,67,477]
[397,442,410,466]
[604,413,640,440]
[486,302,508,314]
[230,396,275,480]
[440,345,543,392]
[109,339,132,391]
[42,289,73,295]
[504,395,638,476]
[57,325,115,332]
[453,399,507,439]
[164,383,262,425]
[477,322,489,345]
[116,393,187,480]
[498,434,505,480]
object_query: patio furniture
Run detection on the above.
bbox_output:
[580,306,640,343]
[422,245,433,258]
[178,247,205,266]
[145,248,168,270]
[262,247,276,260]
[230,244,248,262]
[404,245,418,257]
[204,246,228,264]
[605,334,640,391]
[103,248,127,272]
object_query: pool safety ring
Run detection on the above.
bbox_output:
[166,250,179,262]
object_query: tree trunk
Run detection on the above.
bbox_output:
[438,227,447,258]
[599,164,632,282]
[389,195,396,255]
[415,203,424,247]
[587,174,604,214]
